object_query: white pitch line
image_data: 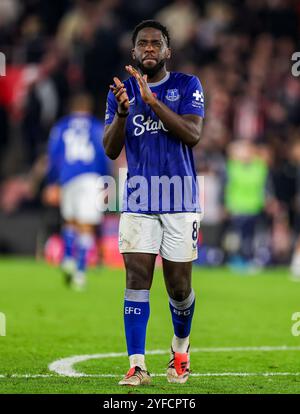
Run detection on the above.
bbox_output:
[2,346,300,380]
[48,345,300,378]
[1,372,300,379]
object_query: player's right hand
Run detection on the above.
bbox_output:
[109,77,129,114]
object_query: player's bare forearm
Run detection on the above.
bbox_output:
[103,117,127,160]
[104,76,130,160]
[150,99,203,148]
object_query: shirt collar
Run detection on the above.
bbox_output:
[147,72,170,87]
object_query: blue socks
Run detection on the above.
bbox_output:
[169,290,195,339]
[76,233,94,273]
[124,289,150,356]
[123,288,195,365]
[62,226,77,260]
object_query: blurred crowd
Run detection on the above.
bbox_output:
[0,0,300,267]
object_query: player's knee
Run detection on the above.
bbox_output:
[169,287,191,302]
[123,254,154,290]
[166,277,191,302]
[125,264,151,289]
[126,271,150,290]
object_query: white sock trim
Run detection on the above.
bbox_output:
[172,335,190,353]
[125,289,150,302]
[169,289,195,310]
[129,354,146,370]
[78,233,94,249]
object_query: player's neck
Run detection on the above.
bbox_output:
[146,67,168,84]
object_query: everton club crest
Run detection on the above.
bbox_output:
[165,89,180,102]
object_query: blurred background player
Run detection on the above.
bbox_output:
[223,141,270,271]
[43,92,109,290]
[290,139,300,281]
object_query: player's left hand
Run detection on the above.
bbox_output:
[125,65,156,105]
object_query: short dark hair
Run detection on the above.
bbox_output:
[132,20,170,47]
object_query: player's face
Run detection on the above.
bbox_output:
[132,28,171,77]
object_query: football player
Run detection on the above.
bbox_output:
[104,20,204,385]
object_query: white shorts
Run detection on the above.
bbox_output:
[61,173,103,225]
[119,212,201,262]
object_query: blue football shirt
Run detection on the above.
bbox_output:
[105,72,205,213]
[47,113,109,186]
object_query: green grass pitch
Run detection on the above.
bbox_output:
[0,258,300,394]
